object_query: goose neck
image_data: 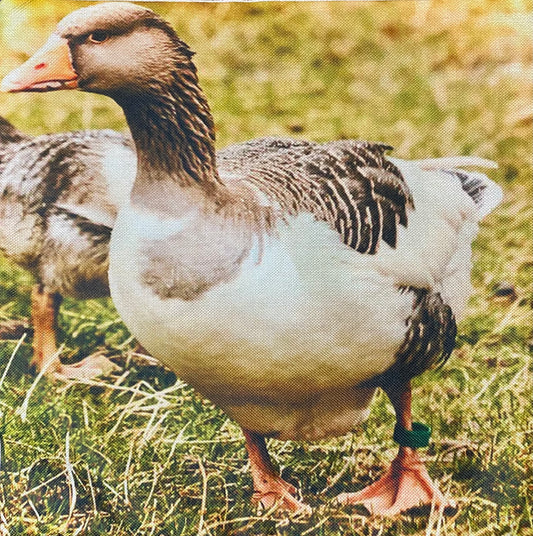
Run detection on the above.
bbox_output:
[117,77,222,195]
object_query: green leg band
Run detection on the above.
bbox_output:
[393,422,431,448]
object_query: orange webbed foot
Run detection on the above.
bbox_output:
[53,352,119,380]
[244,429,311,514]
[252,472,310,514]
[337,447,456,516]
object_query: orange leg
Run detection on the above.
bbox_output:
[30,284,117,380]
[243,429,309,513]
[337,381,455,516]
[31,284,62,373]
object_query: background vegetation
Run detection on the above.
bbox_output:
[0,1,531,534]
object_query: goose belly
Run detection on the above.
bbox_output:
[109,207,413,439]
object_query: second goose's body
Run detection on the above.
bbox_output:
[0,116,135,376]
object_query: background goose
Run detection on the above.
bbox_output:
[2,2,502,515]
[0,115,135,378]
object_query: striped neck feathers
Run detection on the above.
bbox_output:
[116,60,222,194]
[117,57,273,234]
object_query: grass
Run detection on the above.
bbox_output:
[0,0,532,534]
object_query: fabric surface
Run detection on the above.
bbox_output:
[0,1,530,534]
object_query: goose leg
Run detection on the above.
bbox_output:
[31,284,62,373]
[243,429,309,513]
[337,381,454,516]
[31,284,117,380]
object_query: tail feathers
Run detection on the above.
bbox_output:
[417,156,498,170]
[416,156,502,219]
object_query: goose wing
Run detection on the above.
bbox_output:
[218,137,412,255]
[1,129,134,229]
[218,138,501,304]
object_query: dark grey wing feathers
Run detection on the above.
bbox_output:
[1,130,131,219]
[218,137,413,254]
[445,169,486,205]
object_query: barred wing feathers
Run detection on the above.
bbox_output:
[218,137,413,255]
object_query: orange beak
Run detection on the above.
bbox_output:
[1,34,78,92]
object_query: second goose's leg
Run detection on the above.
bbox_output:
[31,284,62,373]
[31,284,117,380]
[243,429,309,513]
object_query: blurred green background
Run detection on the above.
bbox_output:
[0,1,531,535]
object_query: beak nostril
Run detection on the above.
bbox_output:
[35,63,47,70]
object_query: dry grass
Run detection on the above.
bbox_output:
[0,1,531,534]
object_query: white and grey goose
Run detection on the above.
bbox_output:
[2,2,502,515]
[0,115,135,378]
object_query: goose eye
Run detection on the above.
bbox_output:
[88,31,109,43]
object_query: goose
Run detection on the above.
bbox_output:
[0,114,135,378]
[2,2,502,515]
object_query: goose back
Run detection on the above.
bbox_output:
[0,122,135,298]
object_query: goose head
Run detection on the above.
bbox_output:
[2,3,220,191]
[1,2,195,99]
